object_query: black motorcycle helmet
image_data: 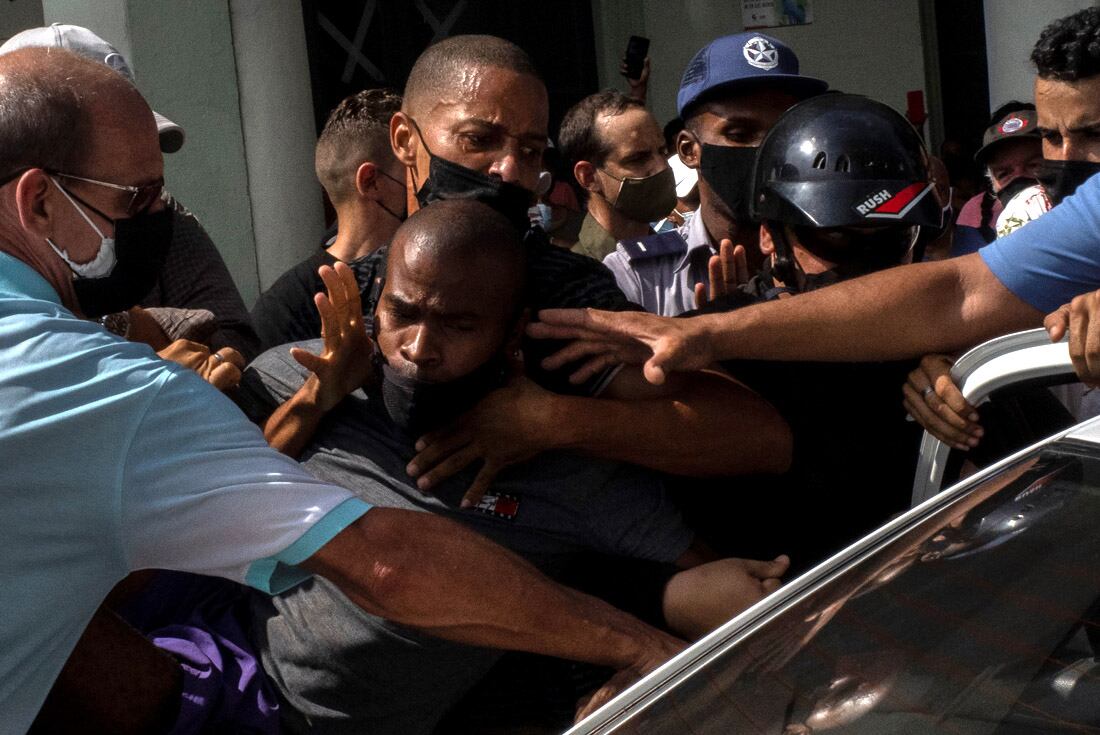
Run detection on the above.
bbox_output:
[751,93,942,289]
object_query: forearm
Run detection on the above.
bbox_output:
[263,376,326,457]
[553,369,791,476]
[701,255,1044,362]
[303,508,683,668]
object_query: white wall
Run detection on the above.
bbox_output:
[230,0,324,295]
[984,0,1097,112]
[592,0,928,125]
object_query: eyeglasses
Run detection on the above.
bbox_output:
[51,172,164,217]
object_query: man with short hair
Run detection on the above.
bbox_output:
[1,23,261,360]
[0,48,681,733]
[381,35,792,504]
[251,88,405,351]
[602,32,827,316]
[242,199,787,733]
[528,8,1100,423]
[558,90,676,262]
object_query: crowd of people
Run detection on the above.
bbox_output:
[6,7,1100,734]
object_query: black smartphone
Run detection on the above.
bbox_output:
[623,35,650,80]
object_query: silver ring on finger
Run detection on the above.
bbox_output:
[212,351,226,364]
[921,386,935,399]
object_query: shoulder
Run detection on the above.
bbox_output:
[615,230,689,263]
[524,229,633,311]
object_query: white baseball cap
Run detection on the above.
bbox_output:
[0,23,185,153]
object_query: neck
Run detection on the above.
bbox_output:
[327,205,399,262]
[587,193,650,239]
[697,192,763,271]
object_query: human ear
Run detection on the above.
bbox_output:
[390,111,418,167]
[574,161,600,194]
[354,162,378,197]
[677,128,701,169]
[14,169,53,239]
[758,222,776,256]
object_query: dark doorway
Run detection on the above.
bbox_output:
[299,0,599,137]
[933,0,990,198]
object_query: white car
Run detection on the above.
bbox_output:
[570,329,1100,734]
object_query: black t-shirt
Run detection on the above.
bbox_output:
[250,248,387,353]
[675,271,923,572]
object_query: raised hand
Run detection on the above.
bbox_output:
[290,262,373,412]
[694,239,749,309]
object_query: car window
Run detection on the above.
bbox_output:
[605,445,1100,734]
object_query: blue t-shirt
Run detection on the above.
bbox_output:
[0,252,370,732]
[981,173,1100,313]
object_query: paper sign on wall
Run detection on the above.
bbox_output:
[742,0,813,29]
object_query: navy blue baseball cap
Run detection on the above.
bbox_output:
[677,32,828,118]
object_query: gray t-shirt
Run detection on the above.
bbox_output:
[240,341,692,734]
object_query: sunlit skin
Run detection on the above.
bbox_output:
[676,89,800,268]
[390,66,549,214]
[375,233,516,384]
[575,105,669,239]
[1035,75,1100,162]
[8,93,164,266]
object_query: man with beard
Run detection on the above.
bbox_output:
[601,32,827,316]
[241,199,788,733]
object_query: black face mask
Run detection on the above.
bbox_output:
[995,175,1041,207]
[698,143,758,222]
[73,208,174,318]
[375,348,509,438]
[408,120,535,232]
[1036,159,1100,205]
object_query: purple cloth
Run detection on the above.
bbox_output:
[116,571,280,734]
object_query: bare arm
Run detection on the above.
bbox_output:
[262,262,372,457]
[300,507,683,670]
[409,364,791,506]
[532,254,1045,385]
[562,366,791,475]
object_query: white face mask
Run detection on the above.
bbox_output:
[45,176,117,279]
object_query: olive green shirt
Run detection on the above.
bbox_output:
[571,212,620,262]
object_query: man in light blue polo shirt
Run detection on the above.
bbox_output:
[0,47,681,734]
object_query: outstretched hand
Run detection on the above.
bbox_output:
[290,262,373,411]
[694,239,749,309]
[527,308,715,386]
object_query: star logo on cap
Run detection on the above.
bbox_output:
[743,36,779,70]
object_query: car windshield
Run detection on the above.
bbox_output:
[599,445,1100,734]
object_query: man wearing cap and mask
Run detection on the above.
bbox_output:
[558,90,677,262]
[602,32,827,317]
[1,23,261,362]
[952,103,1046,255]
